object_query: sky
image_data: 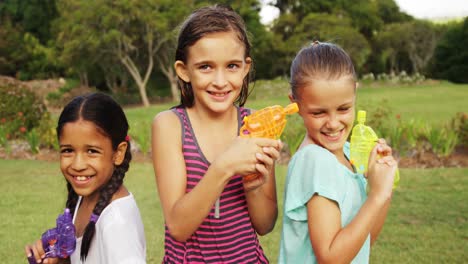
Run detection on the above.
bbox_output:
[260,0,468,24]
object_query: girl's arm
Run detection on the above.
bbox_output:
[307,142,397,263]
[307,192,387,264]
[152,111,279,242]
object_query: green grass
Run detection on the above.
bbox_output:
[1,159,467,263]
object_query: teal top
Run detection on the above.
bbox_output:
[279,142,370,264]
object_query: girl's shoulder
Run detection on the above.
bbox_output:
[291,144,336,164]
[99,193,143,227]
[152,108,182,133]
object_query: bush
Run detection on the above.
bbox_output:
[0,83,47,139]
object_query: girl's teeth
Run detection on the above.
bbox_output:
[76,176,88,181]
[326,132,340,137]
[210,92,227,97]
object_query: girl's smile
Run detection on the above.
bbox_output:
[295,75,356,156]
[59,120,118,201]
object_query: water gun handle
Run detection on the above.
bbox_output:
[240,103,298,182]
[27,209,76,264]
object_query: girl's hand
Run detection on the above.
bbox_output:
[244,141,282,192]
[366,139,398,203]
[214,137,281,181]
[25,239,58,264]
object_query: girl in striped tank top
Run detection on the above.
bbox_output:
[151,4,282,263]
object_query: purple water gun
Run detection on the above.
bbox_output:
[28,208,76,264]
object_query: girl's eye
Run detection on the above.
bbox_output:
[338,107,351,112]
[87,149,100,154]
[199,64,211,71]
[60,148,73,154]
[311,111,325,116]
[227,64,239,70]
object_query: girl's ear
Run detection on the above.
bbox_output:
[114,142,128,166]
[174,60,190,82]
[288,92,295,103]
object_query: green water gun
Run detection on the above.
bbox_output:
[350,110,400,189]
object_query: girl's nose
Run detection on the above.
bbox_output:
[325,114,340,129]
[212,70,228,87]
[71,154,87,171]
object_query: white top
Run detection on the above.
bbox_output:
[70,193,146,264]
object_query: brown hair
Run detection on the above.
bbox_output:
[175,4,252,107]
[290,41,356,100]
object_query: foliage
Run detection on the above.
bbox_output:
[0,0,58,45]
[25,128,40,154]
[373,20,440,75]
[35,111,59,150]
[55,0,190,106]
[430,17,468,83]
[0,19,26,76]
[0,1,62,79]
[424,125,459,158]
[450,112,468,146]
[271,11,371,75]
[0,83,47,139]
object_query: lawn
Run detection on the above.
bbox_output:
[1,159,467,263]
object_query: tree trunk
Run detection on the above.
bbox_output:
[160,61,179,102]
[119,53,152,107]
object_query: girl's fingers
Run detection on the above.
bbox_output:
[255,153,273,173]
[376,139,393,156]
[252,137,280,149]
[261,147,280,162]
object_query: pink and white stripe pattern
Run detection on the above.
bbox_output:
[162,106,268,263]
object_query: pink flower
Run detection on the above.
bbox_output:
[0,118,5,123]
[18,112,23,117]
[19,126,27,133]
[396,114,401,119]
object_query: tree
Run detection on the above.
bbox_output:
[0,0,58,45]
[431,18,468,83]
[375,20,439,74]
[56,0,179,107]
[271,12,371,76]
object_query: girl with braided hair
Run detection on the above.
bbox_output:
[25,92,146,263]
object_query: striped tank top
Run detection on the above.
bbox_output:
[162,106,269,263]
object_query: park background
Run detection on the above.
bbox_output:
[0,0,467,263]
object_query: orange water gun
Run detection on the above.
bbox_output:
[240,103,299,182]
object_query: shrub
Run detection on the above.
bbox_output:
[35,112,58,150]
[0,83,47,139]
[450,112,468,146]
[424,125,459,157]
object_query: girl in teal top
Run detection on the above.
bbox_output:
[279,42,398,263]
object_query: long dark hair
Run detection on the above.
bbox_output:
[175,4,253,107]
[290,41,356,100]
[57,92,132,261]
